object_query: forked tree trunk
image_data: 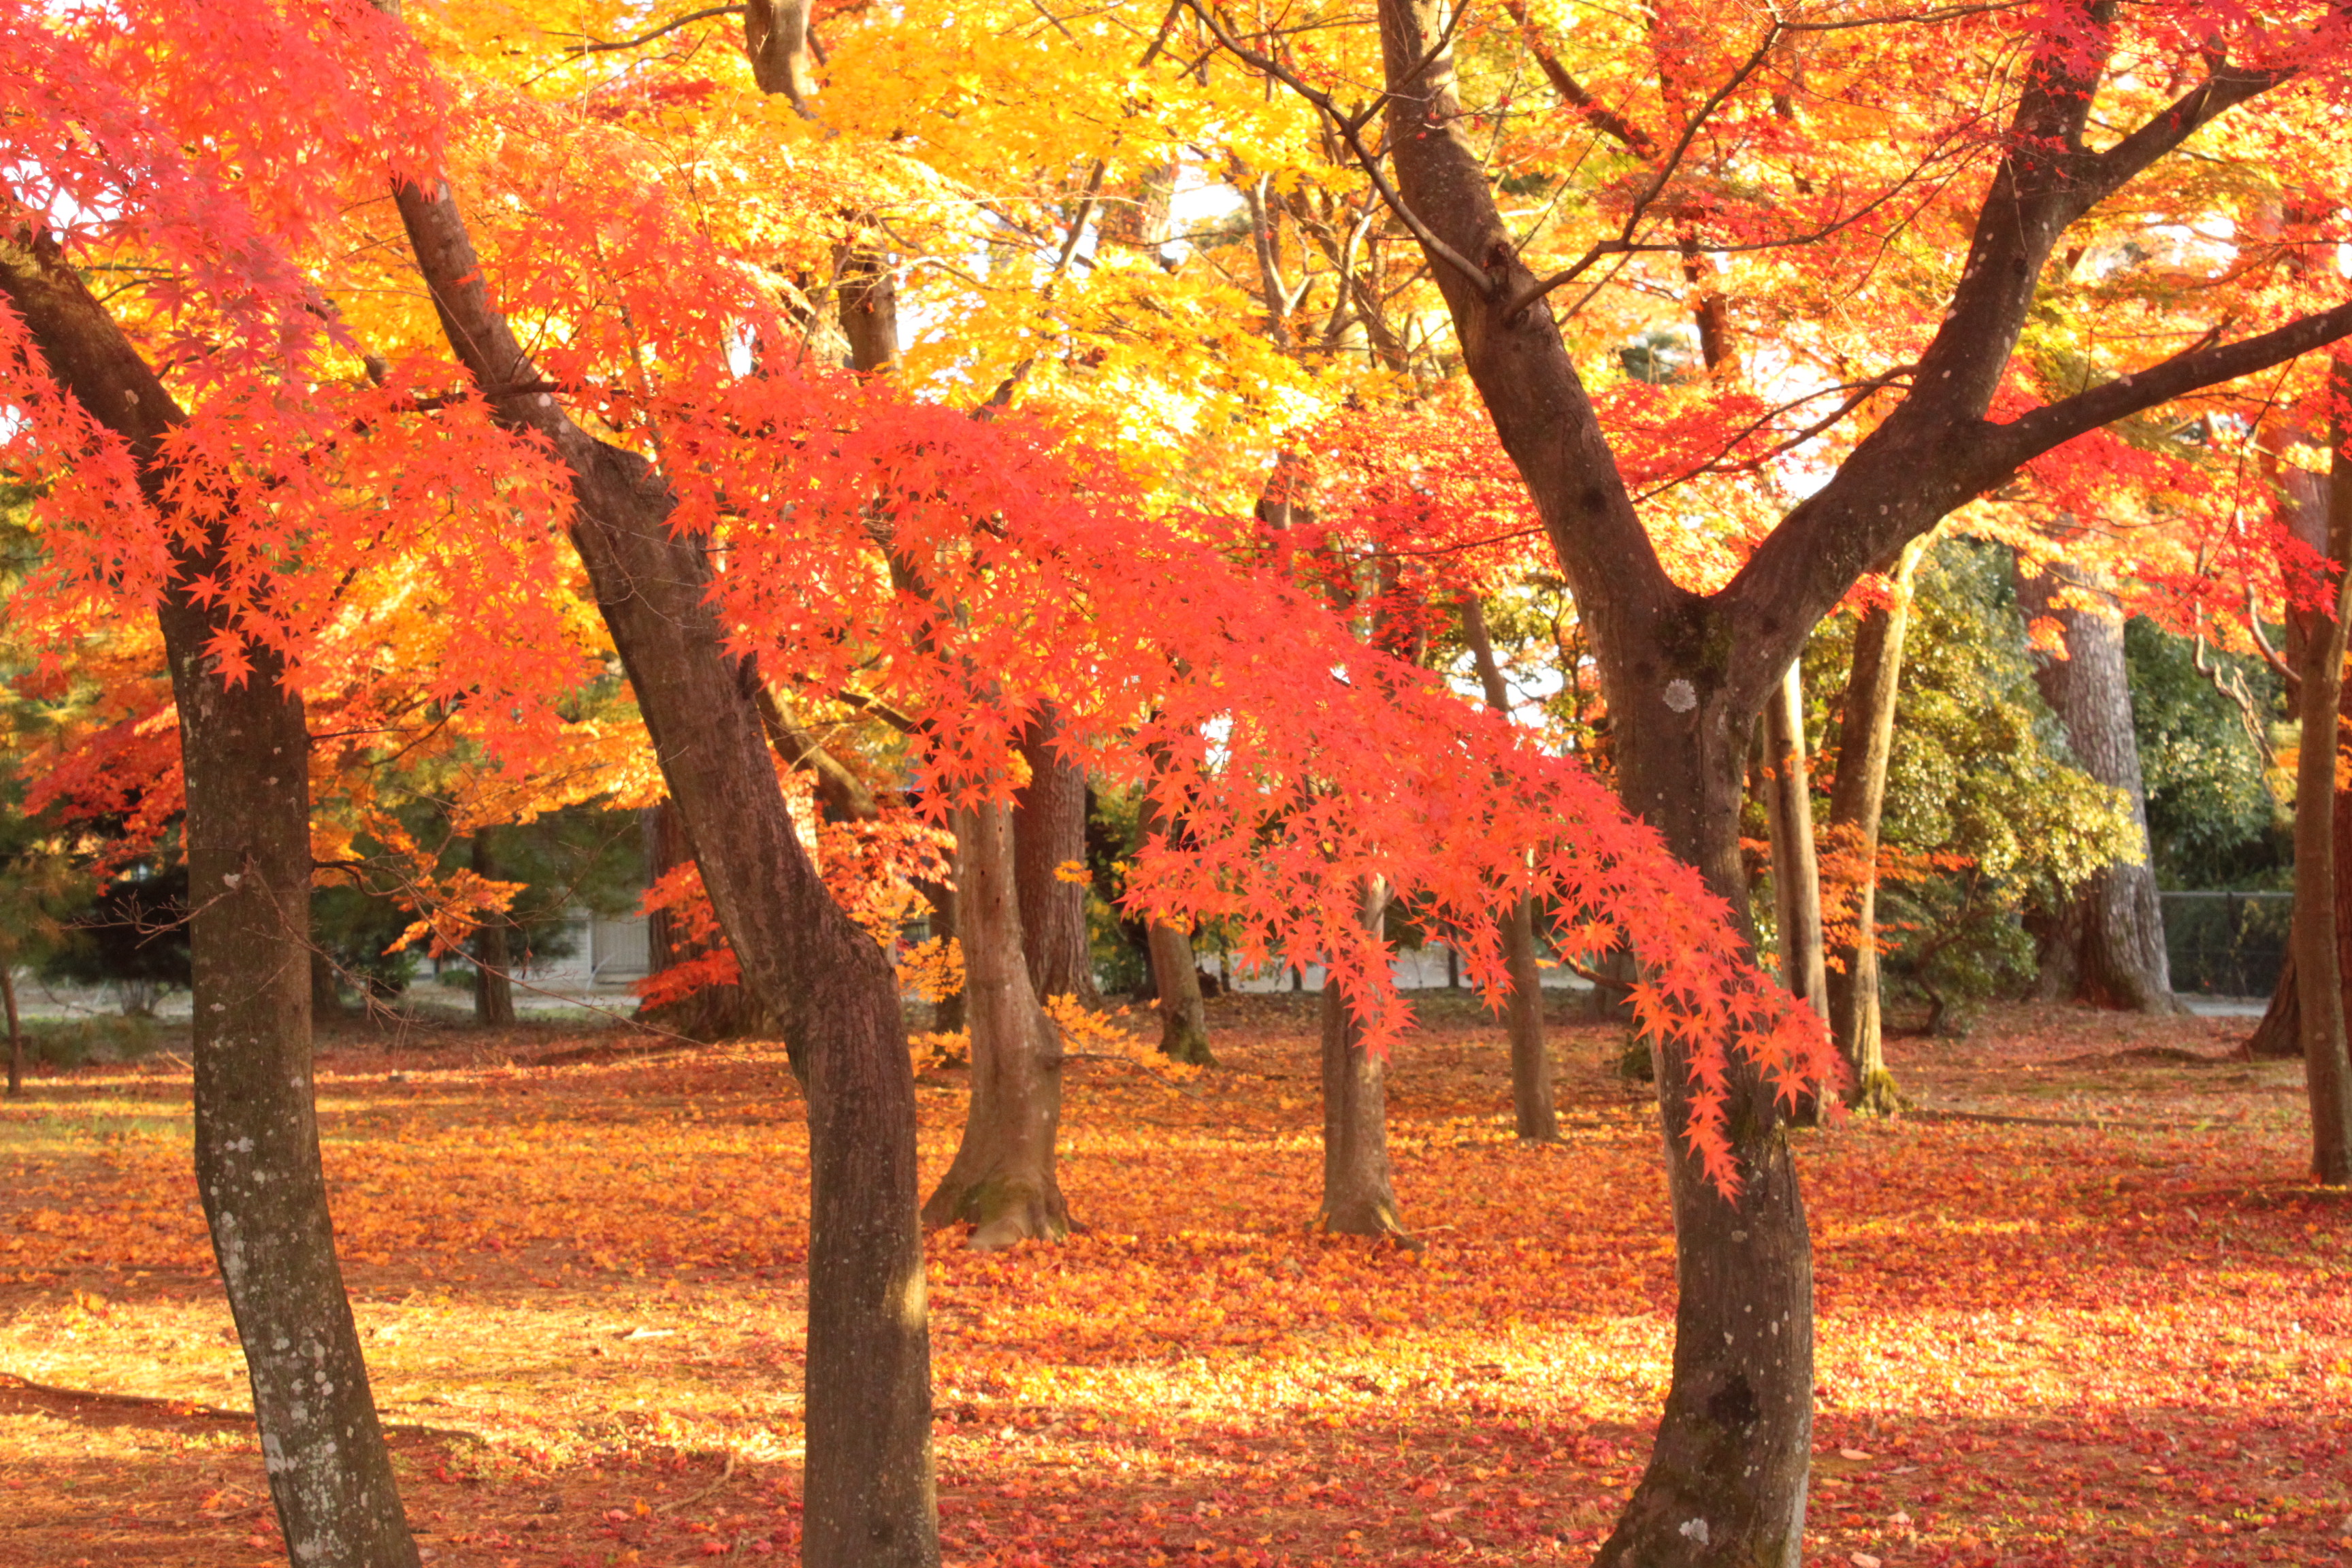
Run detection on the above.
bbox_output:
[2017,559,2177,1012]
[384,162,937,1567]
[1824,540,1925,1113]
[1762,658,1829,1017]
[1319,878,1407,1237]
[2286,428,2352,1184]
[923,801,1071,1245]
[1459,595,1555,1139]
[1014,708,1100,1006]
[470,830,517,1026]
[0,227,419,1567]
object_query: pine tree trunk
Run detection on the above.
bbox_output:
[1318,878,1407,1237]
[1014,708,1100,1006]
[1763,658,1829,1016]
[1458,595,1556,1139]
[1823,542,1924,1113]
[385,169,938,1568]
[470,830,517,1026]
[0,229,421,1567]
[2285,420,2352,1183]
[2017,559,2176,1012]
[923,802,1071,1246]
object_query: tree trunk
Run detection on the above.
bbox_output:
[1135,757,1213,1064]
[1762,657,1829,1017]
[922,801,1071,1245]
[1459,595,1555,1140]
[1318,877,1407,1237]
[640,800,769,1041]
[309,951,346,1026]
[7,962,24,1095]
[1013,708,1100,1006]
[470,830,517,1026]
[1823,541,1925,1113]
[1597,697,1814,1568]
[0,226,420,1567]
[2286,416,2352,1183]
[2017,559,2177,1012]
[385,167,937,1568]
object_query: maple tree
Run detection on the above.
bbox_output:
[1169,0,2352,1558]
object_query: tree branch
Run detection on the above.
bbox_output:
[569,4,745,54]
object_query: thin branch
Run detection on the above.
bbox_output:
[568,4,744,54]
[1174,0,1490,294]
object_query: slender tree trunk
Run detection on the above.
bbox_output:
[309,952,346,1026]
[1823,540,1925,1112]
[6,963,24,1095]
[1763,658,1829,1016]
[2287,408,2352,1183]
[923,801,1071,1245]
[640,801,768,1041]
[385,165,936,1567]
[1136,759,1213,1064]
[0,226,419,1567]
[470,830,517,1026]
[1319,877,1407,1237]
[1014,708,1100,1006]
[1460,595,1555,1139]
[2017,559,2177,1012]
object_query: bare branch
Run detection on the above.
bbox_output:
[569,4,744,54]
[1174,0,1491,294]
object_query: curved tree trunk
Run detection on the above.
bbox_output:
[923,801,1071,1245]
[1459,595,1556,1139]
[2285,419,2352,1183]
[2017,559,2177,1012]
[0,227,420,1567]
[1823,540,1925,1113]
[383,163,937,1567]
[470,830,517,1026]
[1014,708,1100,1006]
[1318,877,1407,1237]
[1763,657,1829,1017]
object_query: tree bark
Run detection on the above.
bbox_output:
[1823,541,1925,1113]
[1762,658,1829,1017]
[1459,595,1555,1140]
[1013,708,1100,1006]
[1134,773,1213,1064]
[0,224,419,1567]
[922,801,1071,1245]
[470,830,517,1026]
[1318,877,1407,1237]
[641,801,769,1041]
[382,159,937,1567]
[2017,559,2178,1012]
[2286,409,2352,1184]
[7,962,25,1095]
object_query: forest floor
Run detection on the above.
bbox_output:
[1,994,2346,1568]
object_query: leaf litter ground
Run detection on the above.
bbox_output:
[1,996,2347,1567]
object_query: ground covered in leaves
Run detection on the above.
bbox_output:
[1,995,2347,1567]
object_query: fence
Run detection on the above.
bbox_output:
[2161,890,2291,998]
